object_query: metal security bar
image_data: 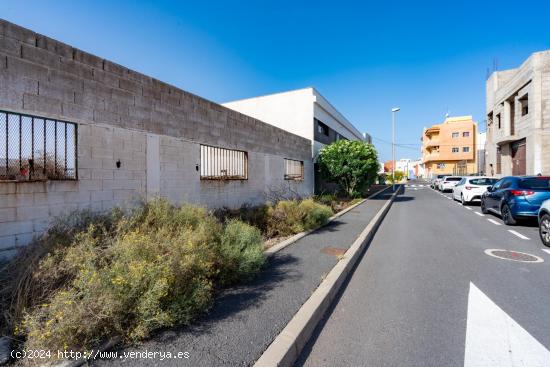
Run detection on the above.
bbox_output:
[200,145,248,180]
[0,110,77,181]
[284,159,304,180]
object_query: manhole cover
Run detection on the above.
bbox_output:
[321,246,347,257]
[484,249,544,263]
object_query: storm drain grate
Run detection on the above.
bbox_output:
[484,249,544,263]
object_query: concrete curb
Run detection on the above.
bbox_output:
[264,185,392,257]
[254,186,400,367]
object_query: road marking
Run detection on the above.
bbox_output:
[487,219,502,226]
[464,282,550,367]
[508,230,530,240]
[465,207,472,210]
[474,212,485,217]
[541,249,550,255]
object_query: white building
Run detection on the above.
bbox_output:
[223,87,366,160]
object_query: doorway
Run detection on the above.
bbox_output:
[511,139,526,176]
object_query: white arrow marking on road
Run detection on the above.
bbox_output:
[542,249,550,255]
[508,230,530,240]
[464,282,550,367]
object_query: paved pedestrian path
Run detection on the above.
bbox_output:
[93,189,394,367]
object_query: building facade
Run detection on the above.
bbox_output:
[223,88,366,193]
[421,116,478,178]
[485,51,550,177]
[222,88,366,159]
[0,20,313,255]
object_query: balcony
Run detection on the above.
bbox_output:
[423,153,440,162]
[425,126,440,137]
[424,141,440,149]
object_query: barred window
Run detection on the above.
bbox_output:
[284,159,304,180]
[0,111,77,181]
[200,145,248,180]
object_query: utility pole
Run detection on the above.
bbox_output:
[391,107,400,192]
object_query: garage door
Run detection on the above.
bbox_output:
[511,139,526,176]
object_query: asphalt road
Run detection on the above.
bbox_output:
[297,180,550,367]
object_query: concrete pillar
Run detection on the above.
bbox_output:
[504,100,512,136]
[146,134,160,199]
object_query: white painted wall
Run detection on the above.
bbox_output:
[223,88,315,142]
[222,87,366,154]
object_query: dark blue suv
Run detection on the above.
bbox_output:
[481,176,550,225]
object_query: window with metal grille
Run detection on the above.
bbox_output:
[200,145,248,180]
[452,147,459,153]
[0,111,77,181]
[284,159,304,180]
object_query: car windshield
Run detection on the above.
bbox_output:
[518,177,550,190]
[437,175,447,179]
[469,178,498,186]
[446,177,462,181]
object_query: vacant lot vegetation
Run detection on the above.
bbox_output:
[1,199,265,356]
[0,196,340,360]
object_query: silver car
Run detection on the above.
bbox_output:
[539,199,550,247]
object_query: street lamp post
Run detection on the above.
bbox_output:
[391,107,400,192]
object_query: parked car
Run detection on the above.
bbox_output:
[481,176,550,225]
[452,176,498,205]
[539,199,550,247]
[438,176,462,192]
[431,174,450,189]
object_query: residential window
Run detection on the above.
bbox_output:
[284,159,304,180]
[0,110,77,181]
[437,163,445,169]
[317,120,329,136]
[496,113,501,129]
[463,131,470,137]
[451,132,459,138]
[463,147,470,152]
[452,147,459,153]
[519,94,528,116]
[200,145,248,180]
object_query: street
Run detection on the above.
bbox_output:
[297,180,550,367]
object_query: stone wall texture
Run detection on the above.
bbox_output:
[0,19,313,256]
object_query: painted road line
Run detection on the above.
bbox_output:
[464,282,550,367]
[508,230,530,240]
[487,219,502,226]
[542,249,550,255]
[474,212,485,217]
[465,207,472,210]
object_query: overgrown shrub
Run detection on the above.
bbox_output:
[266,199,332,237]
[2,199,264,354]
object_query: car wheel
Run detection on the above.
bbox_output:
[501,204,517,225]
[481,199,489,214]
[461,194,467,205]
[540,214,550,247]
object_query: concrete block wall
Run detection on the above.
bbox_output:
[0,19,313,255]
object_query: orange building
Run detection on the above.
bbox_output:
[421,116,478,178]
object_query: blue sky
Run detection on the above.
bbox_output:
[3,0,550,162]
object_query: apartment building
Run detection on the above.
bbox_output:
[421,116,478,178]
[485,51,550,177]
[0,20,313,254]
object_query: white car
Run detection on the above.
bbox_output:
[438,176,462,192]
[452,176,498,205]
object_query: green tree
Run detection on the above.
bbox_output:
[386,170,405,183]
[318,140,380,197]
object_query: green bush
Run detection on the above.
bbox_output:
[6,199,264,353]
[267,199,333,237]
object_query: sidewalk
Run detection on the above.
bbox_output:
[93,189,394,367]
